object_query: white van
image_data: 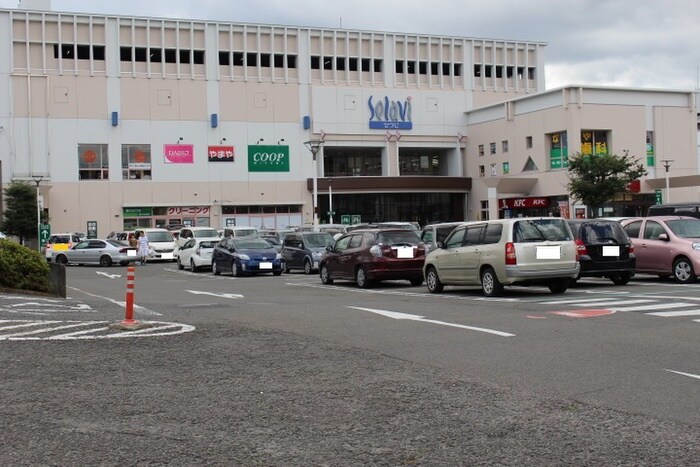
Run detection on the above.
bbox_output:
[140,228,177,261]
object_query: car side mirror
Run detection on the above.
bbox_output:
[658,233,669,241]
[436,241,445,249]
[326,245,333,252]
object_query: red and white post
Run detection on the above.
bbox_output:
[122,265,139,325]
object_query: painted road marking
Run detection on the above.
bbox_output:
[186,290,244,299]
[569,299,654,307]
[0,319,195,341]
[608,302,691,312]
[0,295,96,315]
[665,369,700,381]
[96,271,121,279]
[549,309,617,318]
[647,309,700,317]
[347,306,515,337]
[68,287,161,316]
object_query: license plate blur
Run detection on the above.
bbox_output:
[394,247,414,258]
[259,262,272,269]
[602,246,620,257]
[161,252,174,260]
[536,245,560,259]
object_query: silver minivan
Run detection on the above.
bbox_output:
[423,217,579,296]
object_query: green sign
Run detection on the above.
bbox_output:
[39,224,51,248]
[123,207,153,217]
[341,215,351,225]
[248,145,290,172]
[87,221,98,239]
[654,189,663,205]
[351,215,362,225]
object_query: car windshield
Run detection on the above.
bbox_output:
[148,231,174,242]
[234,238,274,249]
[665,219,700,238]
[377,231,421,246]
[514,219,571,242]
[194,229,219,238]
[235,229,258,236]
[305,233,334,248]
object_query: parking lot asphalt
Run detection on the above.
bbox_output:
[1,285,699,466]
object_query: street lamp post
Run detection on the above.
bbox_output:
[328,179,333,224]
[31,175,44,252]
[661,159,673,203]
[304,140,325,232]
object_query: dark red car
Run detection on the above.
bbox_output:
[319,228,426,288]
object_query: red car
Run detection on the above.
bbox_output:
[621,216,700,283]
[319,228,426,288]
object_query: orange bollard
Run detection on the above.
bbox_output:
[122,265,139,325]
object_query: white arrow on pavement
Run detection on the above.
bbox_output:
[186,290,244,300]
[665,369,700,381]
[347,306,515,337]
[96,271,121,279]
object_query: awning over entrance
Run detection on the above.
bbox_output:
[306,176,471,192]
[480,177,538,195]
[644,175,700,190]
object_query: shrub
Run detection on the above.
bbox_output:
[0,239,51,292]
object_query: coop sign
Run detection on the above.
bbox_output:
[248,145,290,172]
[368,95,413,130]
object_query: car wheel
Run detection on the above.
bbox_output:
[425,267,443,293]
[177,257,184,270]
[55,254,68,265]
[481,267,503,297]
[356,266,372,288]
[320,264,333,285]
[232,261,241,277]
[190,259,197,272]
[609,272,632,285]
[673,257,696,284]
[410,276,424,286]
[284,262,291,273]
[548,278,570,294]
[273,270,282,276]
[303,259,313,275]
[212,261,220,275]
[99,255,112,267]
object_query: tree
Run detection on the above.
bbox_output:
[567,152,647,218]
[3,181,38,245]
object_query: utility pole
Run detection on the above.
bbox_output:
[660,159,673,203]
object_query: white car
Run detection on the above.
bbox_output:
[140,228,177,261]
[176,238,218,271]
[175,226,220,250]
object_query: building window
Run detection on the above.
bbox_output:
[399,153,440,175]
[489,142,496,155]
[523,157,538,172]
[480,200,489,221]
[122,144,152,180]
[502,162,510,174]
[646,131,655,166]
[490,163,497,176]
[548,131,568,170]
[323,148,382,177]
[526,136,533,149]
[78,144,108,180]
[502,140,509,153]
[478,144,484,157]
[581,130,609,156]
[479,165,485,177]
[55,44,105,61]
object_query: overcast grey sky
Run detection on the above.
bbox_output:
[3,0,698,90]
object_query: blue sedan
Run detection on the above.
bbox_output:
[211,237,283,277]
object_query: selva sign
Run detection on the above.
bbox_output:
[248,145,289,172]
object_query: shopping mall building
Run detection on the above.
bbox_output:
[0,1,698,235]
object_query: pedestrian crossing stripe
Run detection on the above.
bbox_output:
[0,319,195,341]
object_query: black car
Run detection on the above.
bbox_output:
[281,231,335,274]
[211,237,283,277]
[567,219,636,285]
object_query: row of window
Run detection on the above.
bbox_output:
[474,64,535,80]
[395,61,462,76]
[310,56,383,73]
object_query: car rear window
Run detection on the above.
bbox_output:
[198,240,219,249]
[513,219,571,243]
[580,222,629,244]
[377,231,421,246]
[50,235,71,243]
[194,229,219,238]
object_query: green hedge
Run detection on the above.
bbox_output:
[0,239,51,293]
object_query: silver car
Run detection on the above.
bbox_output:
[50,239,138,267]
[424,217,579,296]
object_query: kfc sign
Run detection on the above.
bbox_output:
[500,197,549,209]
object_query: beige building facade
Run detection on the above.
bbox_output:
[0,4,697,238]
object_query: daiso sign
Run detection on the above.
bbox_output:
[248,145,290,172]
[163,144,194,164]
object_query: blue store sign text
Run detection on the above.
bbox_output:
[368,95,413,130]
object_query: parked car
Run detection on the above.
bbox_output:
[221,226,260,238]
[259,228,295,242]
[319,228,426,288]
[49,239,138,267]
[423,217,579,297]
[420,222,467,253]
[176,238,218,271]
[43,232,82,259]
[567,219,636,285]
[211,237,283,276]
[175,226,220,251]
[621,216,700,283]
[646,202,700,219]
[281,231,335,274]
[140,228,177,261]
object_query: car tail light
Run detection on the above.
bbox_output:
[575,239,588,258]
[505,242,517,265]
[627,244,634,254]
[119,248,129,253]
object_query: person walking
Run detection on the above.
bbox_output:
[137,230,150,265]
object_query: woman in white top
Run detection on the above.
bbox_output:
[137,231,150,264]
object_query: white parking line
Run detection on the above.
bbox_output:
[0,319,195,341]
[68,286,161,316]
[647,309,700,317]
